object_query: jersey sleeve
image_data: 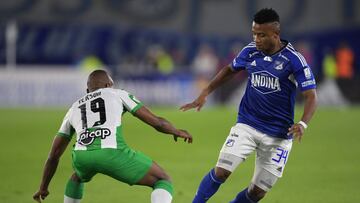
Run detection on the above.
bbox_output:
[119,90,144,114]
[231,43,253,71]
[57,108,75,140]
[292,52,317,91]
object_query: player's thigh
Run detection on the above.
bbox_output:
[252,136,293,191]
[216,124,257,172]
[96,148,153,185]
[256,136,292,177]
[72,150,98,182]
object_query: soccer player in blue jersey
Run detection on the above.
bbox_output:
[181,8,318,203]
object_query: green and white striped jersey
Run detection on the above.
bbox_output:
[57,88,143,151]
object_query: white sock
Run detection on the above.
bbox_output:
[151,188,173,203]
[64,195,81,203]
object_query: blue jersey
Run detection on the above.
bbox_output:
[231,41,316,139]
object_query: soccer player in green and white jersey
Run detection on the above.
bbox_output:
[33,70,192,203]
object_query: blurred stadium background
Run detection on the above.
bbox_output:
[0,0,359,202]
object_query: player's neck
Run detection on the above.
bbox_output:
[266,40,284,55]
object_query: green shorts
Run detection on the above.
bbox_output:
[72,148,153,185]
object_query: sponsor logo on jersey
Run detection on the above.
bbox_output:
[78,127,111,146]
[251,71,281,94]
[301,79,316,87]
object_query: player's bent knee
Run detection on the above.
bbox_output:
[70,173,82,183]
[153,168,171,183]
[216,152,244,174]
[152,162,171,181]
[65,178,84,200]
[158,170,171,182]
[248,168,280,201]
[251,167,280,192]
[214,167,232,182]
[137,162,172,187]
[248,184,266,201]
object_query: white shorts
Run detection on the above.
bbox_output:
[216,123,292,191]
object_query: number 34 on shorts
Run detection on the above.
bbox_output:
[271,147,289,165]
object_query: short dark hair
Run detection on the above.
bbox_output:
[253,8,280,24]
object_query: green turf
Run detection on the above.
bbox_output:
[0,106,359,203]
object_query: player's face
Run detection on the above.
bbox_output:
[252,22,279,54]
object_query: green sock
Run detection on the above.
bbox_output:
[65,179,84,199]
[153,180,173,196]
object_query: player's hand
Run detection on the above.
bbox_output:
[180,95,207,112]
[33,189,49,202]
[173,129,193,143]
[287,123,305,142]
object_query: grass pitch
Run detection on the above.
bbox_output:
[0,106,359,203]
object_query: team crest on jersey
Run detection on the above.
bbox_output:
[251,71,281,94]
[78,128,111,146]
[274,61,284,70]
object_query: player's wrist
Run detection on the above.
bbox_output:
[298,121,308,129]
[39,185,48,191]
[200,90,210,97]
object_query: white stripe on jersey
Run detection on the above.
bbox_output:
[285,47,308,67]
[237,42,256,56]
[245,42,256,48]
[287,43,296,51]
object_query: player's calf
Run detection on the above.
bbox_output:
[192,168,226,203]
[137,162,173,203]
[64,173,84,203]
[248,184,266,201]
[230,167,280,202]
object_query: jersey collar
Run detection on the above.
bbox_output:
[260,39,289,58]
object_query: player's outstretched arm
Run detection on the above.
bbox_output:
[134,106,193,143]
[288,89,318,142]
[33,136,70,202]
[180,65,238,111]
